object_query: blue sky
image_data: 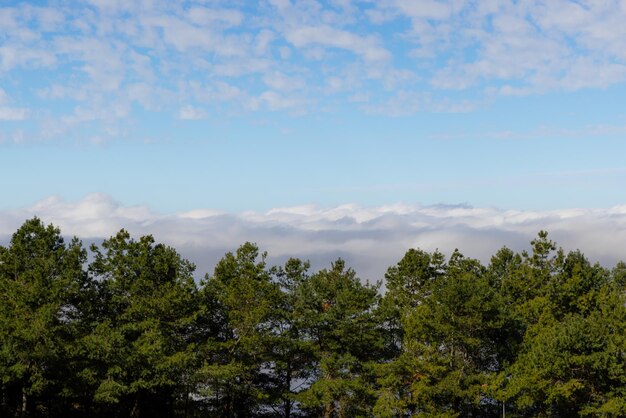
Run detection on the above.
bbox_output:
[0,0,626,212]
[2,0,626,213]
[2,0,626,276]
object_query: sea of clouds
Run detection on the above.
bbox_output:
[1,194,625,283]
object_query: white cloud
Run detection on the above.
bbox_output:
[143,14,248,56]
[254,29,275,55]
[178,105,208,120]
[186,7,244,28]
[2,194,626,282]
[363,91,479,116]
[393,0,455,20]
[0,44,57,71]
[285,25,390,62]
[0,107,29,120]
[262,71,306,92]
[377,0,626,93]
[257,90,306,111]
[4,0,626,142]
[0,88,9,104]
[188,80,246,104]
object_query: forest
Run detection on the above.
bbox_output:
[1,218,626,417]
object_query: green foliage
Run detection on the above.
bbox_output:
[0,218,87,415]
[384,251,505,416]
[500,240,626,416]
[377,248,446,357]
[2,221,626,418]
[267,257,317,417]
[295,259,381,417]
[198,242,282,417]
[86,229,200,416]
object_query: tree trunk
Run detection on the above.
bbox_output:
[131,392,141,418]
[1,384,5,416]
[21,387,27,418]
[284,399,291,418]
[284,364,292,418]
[183,387,189,418]
[323,401,334,418]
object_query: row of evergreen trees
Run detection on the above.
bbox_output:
[1,218,626,417]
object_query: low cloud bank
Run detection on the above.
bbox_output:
[1,194,625,282]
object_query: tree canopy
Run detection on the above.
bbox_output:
[1,219,626,417]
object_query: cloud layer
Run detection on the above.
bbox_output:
[2,194,625,282]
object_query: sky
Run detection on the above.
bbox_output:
[1,0,626,278]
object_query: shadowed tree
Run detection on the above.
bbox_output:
[0,218,87,416]
[198,242,281,417]
[296,259,382,418]
[374,248,446,417]
[86,230,200,417]
[501,235,626,416]
[265,258,316,417]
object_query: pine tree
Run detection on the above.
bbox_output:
[0,218,87,416]
[296,259,381,418]
[198,242,281,417]
[86,230,199,417]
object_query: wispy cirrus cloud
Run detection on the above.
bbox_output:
[2,194,625,281]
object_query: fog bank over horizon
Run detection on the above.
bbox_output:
[1,194,625,282]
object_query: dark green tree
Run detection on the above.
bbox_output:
[86,230,199,417]
[501,236,626,416]
[379,248,446,354]
[296,259,381,418]
[374,248,446,417]
[0,218,87,416]
[1,221,625,417]
[265,258,316,417]
[376,250,510,417]
[198,242,281,417]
